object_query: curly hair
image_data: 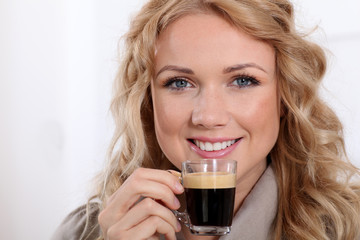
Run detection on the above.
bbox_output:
[84,0,360,239]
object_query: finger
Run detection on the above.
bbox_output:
[107,216,176,240]
[110,168,183,211]
[147,236,160,240]
[99,180,178,232]
[123,178,181,210]
[99,168,183,230]
[167,170,181,180]
[130,168,184,194]
[135,216,177,240]
[113,198,181,234]
[107,168,182,206]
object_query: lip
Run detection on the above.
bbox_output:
[188,137,242,158]
[189,136,237,143]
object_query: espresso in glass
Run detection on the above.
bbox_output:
[176,159,237,235]
[183,172,236,227]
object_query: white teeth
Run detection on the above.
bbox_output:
[205,142,213,151]
[200,141,205,151]
[194,139,238,152]
[213,142,222,151]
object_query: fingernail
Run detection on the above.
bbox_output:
[174,197,180,208]
[175,181,183,193]
[177,221,182,231]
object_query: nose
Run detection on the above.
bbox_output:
[191,88,231,129]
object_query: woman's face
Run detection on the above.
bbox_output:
[151,13,281,186]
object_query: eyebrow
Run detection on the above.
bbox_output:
[155,62,267,78]
[155,65,194,78]
[223,63,267,74]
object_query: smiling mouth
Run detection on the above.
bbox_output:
[188,138,241,152]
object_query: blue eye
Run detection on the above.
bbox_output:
[164,78,192,90]
[231,75,259,88]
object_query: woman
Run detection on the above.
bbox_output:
[52,0,360,239]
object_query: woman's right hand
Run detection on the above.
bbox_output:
[98,168,184,240]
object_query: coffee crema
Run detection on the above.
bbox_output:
[183,172,236,189]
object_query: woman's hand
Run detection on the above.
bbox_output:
[98,168,184,240]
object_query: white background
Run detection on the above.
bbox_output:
[0,0,359,239]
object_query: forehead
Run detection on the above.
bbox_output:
[154,13,275,74]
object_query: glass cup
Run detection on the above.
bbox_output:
[174,159,237,235]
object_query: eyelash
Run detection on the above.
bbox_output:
[162,74,260,91]
[230,74,260,88]
[163,77,193,91]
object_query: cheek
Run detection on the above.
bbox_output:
[153,96,188,137]
[152,92,192,158]
[152,93,191,168]
[238,89,280,147]
[252,92,280,144]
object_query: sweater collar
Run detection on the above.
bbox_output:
[222,164,278,240]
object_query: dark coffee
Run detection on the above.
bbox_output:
[185,187,235,226]
[183,172,236,227]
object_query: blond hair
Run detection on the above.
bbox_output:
[85,0,360,239]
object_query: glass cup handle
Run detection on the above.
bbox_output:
[167,170,190,227]
[172,210,190,227]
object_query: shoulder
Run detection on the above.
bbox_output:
[51,202,101,240]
